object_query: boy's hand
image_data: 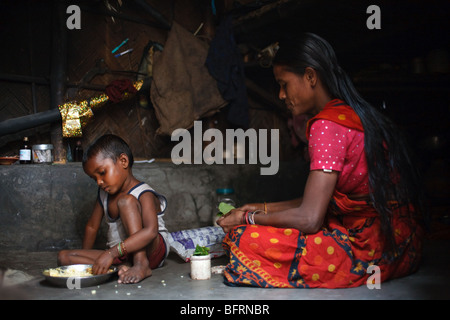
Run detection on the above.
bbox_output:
[92,251,114,275]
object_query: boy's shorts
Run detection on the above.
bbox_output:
[112,233,167,269]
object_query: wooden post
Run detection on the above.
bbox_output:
[50,0,68,163]
[133,0,171,30]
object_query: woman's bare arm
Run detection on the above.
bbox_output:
[217,170,338,234]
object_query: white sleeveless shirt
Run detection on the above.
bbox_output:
[98,182,169,260]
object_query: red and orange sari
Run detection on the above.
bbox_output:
[222,100,423,288]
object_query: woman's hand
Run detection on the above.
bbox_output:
[92,250,114,275]
[217,208,246,233]
[217,202,264,233]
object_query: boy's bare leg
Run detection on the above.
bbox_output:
[116,195,153,284]
[118,250,152,284]
[118,236,160,283]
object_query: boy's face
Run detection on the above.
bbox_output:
[83,152,129,195]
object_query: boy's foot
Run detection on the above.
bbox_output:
[117,263,152,284]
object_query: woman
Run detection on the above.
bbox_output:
[217,33,425,288]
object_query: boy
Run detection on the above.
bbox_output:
[58,134,169,284]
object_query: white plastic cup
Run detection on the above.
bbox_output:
[190,254,211,280]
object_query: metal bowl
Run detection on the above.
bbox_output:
[42,264,118,288]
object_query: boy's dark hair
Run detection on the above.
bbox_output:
[82,134,134,167]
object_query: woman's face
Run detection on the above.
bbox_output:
[273,65,318,116]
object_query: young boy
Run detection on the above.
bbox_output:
[58,134,169,284]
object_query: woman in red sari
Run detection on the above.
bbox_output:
[217,33,425,288]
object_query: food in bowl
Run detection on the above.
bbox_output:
[44,265,115,278]
[46,266,94,277]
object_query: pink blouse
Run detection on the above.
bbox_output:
[308,119,369,195]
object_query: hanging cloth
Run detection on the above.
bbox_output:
[206,15,249,127]
[150,22,227,135]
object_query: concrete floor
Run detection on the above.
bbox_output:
[1,239,449,301]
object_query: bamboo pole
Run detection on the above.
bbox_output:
[50,0,68,163]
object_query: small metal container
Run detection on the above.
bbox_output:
[32,144,54,164]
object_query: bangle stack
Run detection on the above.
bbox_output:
[116,241,128,258]
[241,202,269,226]
[242,210,257,225]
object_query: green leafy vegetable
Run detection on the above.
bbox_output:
[193,245,210,256]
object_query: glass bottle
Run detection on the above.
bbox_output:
[73,140,83,162]
[19,137,32,164]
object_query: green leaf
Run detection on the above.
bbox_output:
[193,244,210,256]
[218,202,235,216]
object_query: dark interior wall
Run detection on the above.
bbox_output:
[0,160,308,251]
